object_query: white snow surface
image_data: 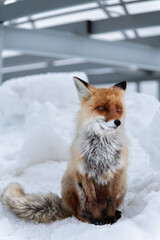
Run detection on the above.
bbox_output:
[0,73,160,240]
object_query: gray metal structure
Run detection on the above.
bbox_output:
[0,0,160,98]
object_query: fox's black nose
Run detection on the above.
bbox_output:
[114,119,121,127]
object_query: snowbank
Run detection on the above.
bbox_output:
[138,109,160,170]
[0,72,87,120]
[0,72,160,240]
[125,93,160,136]
[0,72,86,172]
[125,92,160,171]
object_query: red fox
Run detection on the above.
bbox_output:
[2,77,128,225]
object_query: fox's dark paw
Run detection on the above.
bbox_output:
[90,218,109,225]
[89,210,122,225]
[115,210,121,219]
[107,210,122,225]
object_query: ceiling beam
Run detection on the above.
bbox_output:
[122,36,160,48]
[58,20,159,49]
[48,21,90,36]
[44,11,160,36]
[2,63,109,81]
[2,0,157,25]
[0,0,94,22]
[90,11,160,34]
[3,62,110,74]
[1,26,160,72]
[3,65,160,83]
[3,54,60,67]
[88,72,160,85]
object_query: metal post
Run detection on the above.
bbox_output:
[0,28,3,84]
[158,80,160,101]
[136,81,141,93]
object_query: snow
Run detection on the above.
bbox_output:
[138,109,160,170]
[0,72,87,120]
[0,72,160,240]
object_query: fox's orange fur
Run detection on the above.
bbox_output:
[2,77,128,225]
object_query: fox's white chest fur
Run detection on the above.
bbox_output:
[78,128,124,185]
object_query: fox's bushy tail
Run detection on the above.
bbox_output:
[2,183,72,223]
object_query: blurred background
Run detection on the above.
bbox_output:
[0,0,160,99]
[1,2,160,239]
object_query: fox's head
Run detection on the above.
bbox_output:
[73,76,127,134]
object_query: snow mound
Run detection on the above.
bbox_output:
[0,73,160,240]
[0,72,85,172]
[0,72,87,120]
[125,93,160,136]
[138,109,160,170]
[16,102,74,172]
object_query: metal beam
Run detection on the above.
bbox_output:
[0,0,93,22]
[2,64,160,83]
[2,62,113,81]
[91,11,160,34]
[119,0,139,38]
[43,11,160,35]
[1,26,160,72]
[123,36,160,48]
[49,21,90,36]
[3,68,160,84]
[0,28,3,83]
[6,0,157,26]
[97,0,128,40]
[88,72,160,85]
[3,54,60,67]
[2,66,56,81]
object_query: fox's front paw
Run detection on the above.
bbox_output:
[115,210,121,219]
[91,210,121,225]
[107,210,121,224]
[90,218,109,225]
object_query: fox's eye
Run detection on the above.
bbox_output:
[97,106,106,111]
[117,107,122,112]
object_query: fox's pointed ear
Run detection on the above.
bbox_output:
[73,76,92,100]
[114,81,127,91]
